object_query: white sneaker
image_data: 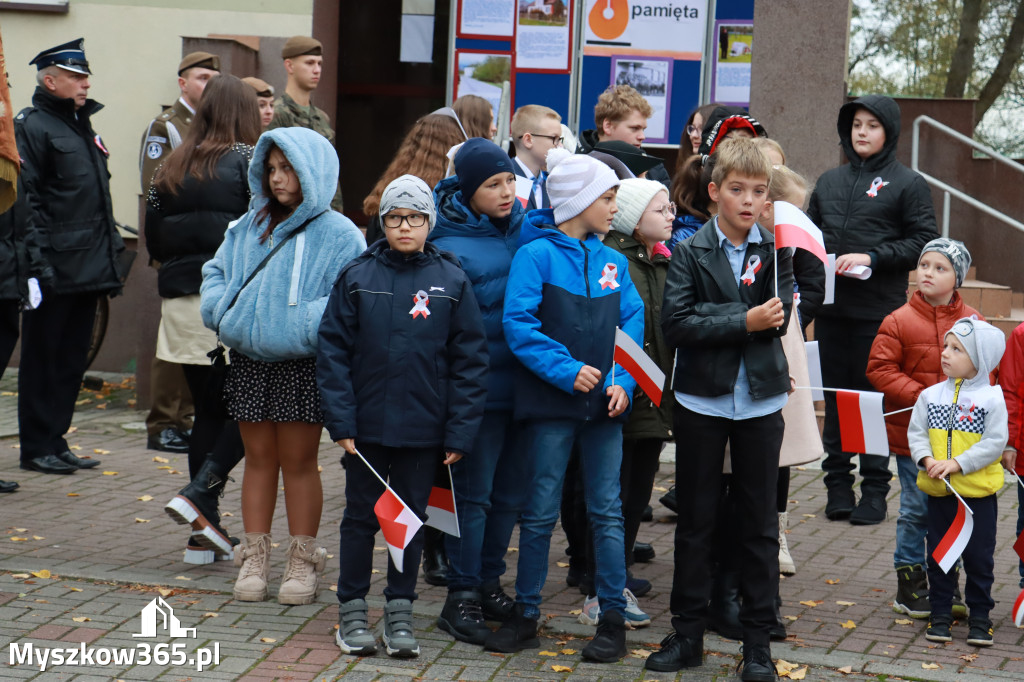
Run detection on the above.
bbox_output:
[578,594,600,625]
[577,590,650,629]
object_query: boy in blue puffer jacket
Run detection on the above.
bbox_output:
[430,138,529,644]
[486,148,644,663]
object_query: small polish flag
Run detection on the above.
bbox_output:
[804,341,824,401]
[374,488,423,572]
[514,175,533,208]
[614,327,666,406]
[932,494,974,574]
[1013,530,1024,565]
[424,466,460,537]
[836,390,889,456]
[773,201,827,264]
[1013,588,1024,627]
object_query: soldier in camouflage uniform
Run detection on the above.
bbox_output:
[268,36,343,211]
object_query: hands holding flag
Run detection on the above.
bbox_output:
[339,439,462,464]
[573,364,629,417]
[746,297,785,332]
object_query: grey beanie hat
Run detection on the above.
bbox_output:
[545,148,620,224]
[611,178,669,235]
[920,237,971,288]
[380,174,437,232]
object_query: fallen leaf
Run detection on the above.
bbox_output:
[569,609,582,615]
[894,618,913,625]
[836,600,856,606]
[35,599,49,603]
[158,588,174,597]
[328,584,338,591]
[960,653,978,662]
[652,485,668,492]
[156,466,172,470]
[222,511,234,517]
[260,637,276,643]
[152,456,169,463]
[825,578,841,585]
[550,665,573,673]
[922,663,940,670]
[203,612,218,618]
[0,390,15,396]
[560,648,576,655]
[787,667,808,680]
[32,536,45,540]
[802,513,816,518]
[10,537,27,542]
[871,588,885,592]
[30,570,51,579]
[93,449,110,455]
[798,600,822,607]
[508,547,518,552]
[102,471,118,476]
[783,615,798,621]
[68,587,83,592]
[838,666,853,674]
[95,404,107,410]
[134,518,150,523]
[137,495,154,502]
[67,426,78,433]
[10,573,29,579]
[840,620,856,629]
[173,576,191,581]
[317,465,323,472]
[775,659,799,675]
[370,569,379,574]
[556,561,570,568]
[539,650,558,656]
[72,617,90,622]
[13,527,27,532]
[67,493,79,497]
[631,648,652,659]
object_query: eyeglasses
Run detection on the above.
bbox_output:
[647,202,677,219]
[686,124,701,136]
[523,132,563,146]
[382,213,429,229]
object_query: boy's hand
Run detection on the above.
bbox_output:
[606,385,629,417]
[926,457,962,479]
[1002,448,1017,472]
[443,451,462,465]
[836,253,872,273]
[746,297,784,332]
[574,365,602,393]
[337,438,357,454]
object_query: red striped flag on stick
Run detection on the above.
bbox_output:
[932,485,974,574]
[424,464,460,537]
[614,327,666,406]
[773,201,828,264]
[836,390,889,456]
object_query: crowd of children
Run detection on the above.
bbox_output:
[184,84,1024,676]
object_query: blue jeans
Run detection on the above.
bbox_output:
[445,411,527,591]
[515,418,627,620]
[894,455,928,568]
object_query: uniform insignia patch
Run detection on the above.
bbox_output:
[146,142,162,160]
[146,135,168,144]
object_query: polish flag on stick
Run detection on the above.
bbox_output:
[353,449,424,572]
[836,390,889,456]
[424,464,460,538]
[1013,589,1024,627]
[773,201,828,264]
[613,327,666,406]
[514,175,533,208]
[932,479,974,574]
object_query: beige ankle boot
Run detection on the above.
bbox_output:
[778,512,796,575]
[278,535,327,605]
[233,532,272,601]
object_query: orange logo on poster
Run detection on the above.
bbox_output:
[589,0,629,40]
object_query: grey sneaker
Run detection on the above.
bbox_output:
[382,599,419,658]
[336,599,377,656]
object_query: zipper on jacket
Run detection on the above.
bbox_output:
[582,242,593,418]
[945,379,963,463]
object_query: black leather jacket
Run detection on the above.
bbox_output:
[662,220,793,400]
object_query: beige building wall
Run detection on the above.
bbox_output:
[1,0,313,229]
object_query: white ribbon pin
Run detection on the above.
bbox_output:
[409,290,430,319]
[741,255,761,286]
[866,176,889,197]
[598,263,620,290]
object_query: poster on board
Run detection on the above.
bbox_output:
[454,50,513,117]
[459,0,515,38]
[710,21,752,106]
[583,0,708,59]
[515,0,572,72]
[610,56,672,143]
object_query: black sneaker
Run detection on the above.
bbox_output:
[659,485,678,514]
[437,590,490,644]
[966,617,994,647]
[633,541,655,563]
[644,632,703,672]
[824,487,855,521]
[581,609,626,662]
[925,614,953,642]
[892,564,930,619]
[738,643,777,682]
[481,582,515,622]
[483,603,539,653]
[849,495,886,525]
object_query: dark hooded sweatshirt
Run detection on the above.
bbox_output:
[807,94,937,322]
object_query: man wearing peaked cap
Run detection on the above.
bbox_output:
[15,38,124,474]
[269,36,343,210]
[242,76,275,129]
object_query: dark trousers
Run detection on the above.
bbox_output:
[0,301,19,379]
[146,357,194,436]
[816,317,892,497]
[336,441,436,603]
[669,406,783,646]
[180,364,245,479]
[927,493,996,619]
[18,293,99,461]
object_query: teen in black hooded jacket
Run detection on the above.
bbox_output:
[807,94,937,525]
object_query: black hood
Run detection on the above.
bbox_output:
[837,95,901,169]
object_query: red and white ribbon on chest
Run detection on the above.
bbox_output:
[409,290,430,318]
[741,255,761,286]
[598,263,620,290]
[866,176,889,197]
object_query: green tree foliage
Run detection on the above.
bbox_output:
[471,56,511,85]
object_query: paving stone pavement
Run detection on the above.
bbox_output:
[0,371,1022,680]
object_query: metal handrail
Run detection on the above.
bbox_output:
[911,115,1024,238]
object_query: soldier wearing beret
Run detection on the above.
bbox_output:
[15,38,124,474]
[268,36,343,210]
[242,76,275,129]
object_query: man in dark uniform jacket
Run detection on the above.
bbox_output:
[15,38,122,474]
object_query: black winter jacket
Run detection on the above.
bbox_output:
[662,220,793,400]
[14,87,124,295]
[807,94,937,322]
[0,175,54,302]
[145,145,253,298]
[316,240,488,456]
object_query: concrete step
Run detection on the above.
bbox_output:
[907,277,1013,318]
[989,307,1024,337]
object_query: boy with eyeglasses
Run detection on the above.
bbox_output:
[510,105,562,211]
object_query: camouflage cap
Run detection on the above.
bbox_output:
[242,76,274,98]
[282,36,322,59]
[178,51,220,76]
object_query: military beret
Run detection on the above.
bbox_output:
[242,77,274,98]
[281,36,322,59]
[30,38,91,75]
[178,52,220,76]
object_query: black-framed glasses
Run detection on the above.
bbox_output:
[647,202,677,219]
[382,213,429,229]
[523,132,563,146]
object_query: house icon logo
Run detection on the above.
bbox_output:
[133,597,197,638]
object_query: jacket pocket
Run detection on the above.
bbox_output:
[49,226,96,252]
[50,137,88,179]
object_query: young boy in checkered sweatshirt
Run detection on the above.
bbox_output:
[487,148,644,663]
[907,317,1007,647]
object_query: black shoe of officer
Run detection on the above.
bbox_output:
[147,427,189,453]
[20,454,77,475]
[0,480,19,492]
[738,643,777,682]
[707,571,743,640]
[659,485,678,513]
[644,631,704,672]
[421,527,449,586]
[54,449,100,469]
[770,589,787,641]
[633,542,655,563]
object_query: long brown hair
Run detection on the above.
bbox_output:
[671,154,711,221]
[674,102,720,175]
[154,74,261,194]
[256,142,300,243]
[362,113,465,216]
[453,94,493,139]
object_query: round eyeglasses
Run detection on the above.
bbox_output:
[383,213,429,229]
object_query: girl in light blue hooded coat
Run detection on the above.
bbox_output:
[201,127,365,605]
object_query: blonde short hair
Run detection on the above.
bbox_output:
[511,104,561,141]
[711,138,771,186]
[594,85,653,129]
[753,137,786,166]
[768,165,810,204]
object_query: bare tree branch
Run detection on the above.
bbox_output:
[946,0,984,96]
[976,0,1024,119]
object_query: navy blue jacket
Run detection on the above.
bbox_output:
[317,240,488,456]
[503,210,645,423]
[430,175,525,411]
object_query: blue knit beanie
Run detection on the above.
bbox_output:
[454,138,514,201]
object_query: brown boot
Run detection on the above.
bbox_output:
[233,533,272,602]
[278,535,327,605]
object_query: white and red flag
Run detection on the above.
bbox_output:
[424,465,460,537]
[1013,588,1024,627]
[514,175,533,208]
[836,390,889,456]
[374,488,423,571]
[613,327,666,406]
[932,487,974,574]
[773,201,827,264]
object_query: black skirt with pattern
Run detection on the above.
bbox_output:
[225,349,324,424]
